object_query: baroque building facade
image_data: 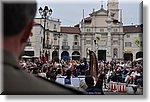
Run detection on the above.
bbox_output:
[79,0,124,61]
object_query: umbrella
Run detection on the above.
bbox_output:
[22,55,32,58]
[134,58,143,61]
[63,56,71,60]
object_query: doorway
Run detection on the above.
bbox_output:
[98,50,106,61]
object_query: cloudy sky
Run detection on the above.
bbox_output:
[36,0,143,26]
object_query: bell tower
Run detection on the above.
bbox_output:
[107,0,119,20]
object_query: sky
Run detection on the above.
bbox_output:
[36,0,142,26]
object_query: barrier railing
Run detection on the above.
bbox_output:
[55,77,143,95]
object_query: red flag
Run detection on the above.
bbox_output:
[44,56,47,64]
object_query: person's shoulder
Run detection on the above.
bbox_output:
[4,67,86,95]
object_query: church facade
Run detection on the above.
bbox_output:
[79,0,124,61]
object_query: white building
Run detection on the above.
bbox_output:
[79,0,124,61]
[27,18,82,61]
[23,17,61,61]
[123,25,143,61]
[23,23,43,58]
[60,27,81,60]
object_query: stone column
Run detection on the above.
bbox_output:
[106,12,113,61]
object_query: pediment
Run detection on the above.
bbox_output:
[90,8,108,16]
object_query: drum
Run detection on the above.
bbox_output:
[118,83,127,92]
[108,81,118,92]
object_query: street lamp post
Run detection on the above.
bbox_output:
[39,6,52,49]
[39,6,52,62]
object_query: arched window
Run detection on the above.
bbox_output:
[61,51,69,60]
[136,51,143,59]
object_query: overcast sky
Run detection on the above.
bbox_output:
[36,0,143,26]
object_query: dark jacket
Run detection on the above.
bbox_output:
[2,50,86,95]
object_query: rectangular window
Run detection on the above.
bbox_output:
[100,29,104,32]
[140,41,143,47]
[86,40,91,44]
[74,35,78,41]
[113,40,118,45]
[73,42,79,46]
[87,28,91,32]
[54,24,56,29]
[41,37,43,43]
[63,34,68,41]
[62,42,68,46]
[113,28,118,32]
[125,42,132,47]
[139,34,142,38]
[126,34,130,38]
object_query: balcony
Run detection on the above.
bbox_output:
[62,46,70,50]
[72,46,80,50]
[44,44,52,49]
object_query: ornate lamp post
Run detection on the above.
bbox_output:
[39,6,52,49]
[39,6,52,62]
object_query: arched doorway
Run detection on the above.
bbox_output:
[72,51,80,60]
[124,53,133,61]
[136,51,143,59]
[52,51,59,62]
[61,51,70,60]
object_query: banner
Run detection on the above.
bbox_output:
[95,34,101,43]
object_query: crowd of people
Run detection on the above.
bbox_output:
[19,57,143,94]
[19,58,88,77]
[98,60,143,87]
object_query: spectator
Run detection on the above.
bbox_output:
[37,68,48,78]
[85,76,103,95]
[65,70,72,85]
[95,74,105,95]
[49,73,57,82]
[56,68,63,78]
[3,2,85,95]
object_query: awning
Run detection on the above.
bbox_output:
[134,58,143,61]
[22,55,33,58]
[123,50,133,54]
[63,56,71,60]
[72,55,80,57]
